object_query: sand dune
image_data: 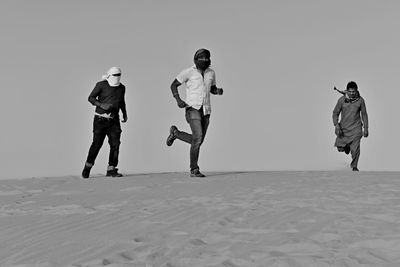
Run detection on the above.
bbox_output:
[1,171,400,267]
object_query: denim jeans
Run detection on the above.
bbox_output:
[175,107,210,171]
[85,116,122,167]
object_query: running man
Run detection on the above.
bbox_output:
[332,81,369,171]
[166,49,223,177]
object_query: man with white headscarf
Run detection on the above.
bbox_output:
[82,67,128,178]
[166,48,224,178]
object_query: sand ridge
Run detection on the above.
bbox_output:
[1,171,400,266]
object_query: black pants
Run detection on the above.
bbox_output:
[175,107,210,171]
[85,116,122,167]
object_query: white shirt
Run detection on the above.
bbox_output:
[176,65,216,115]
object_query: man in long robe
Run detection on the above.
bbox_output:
[332,81,369,171]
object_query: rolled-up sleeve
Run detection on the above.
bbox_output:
[176,68,190,84]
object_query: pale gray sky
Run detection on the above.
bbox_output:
[1,0,399,179]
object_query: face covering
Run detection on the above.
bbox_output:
[193,48,211,71]
[105,67,122,86]
[194,58,211,71]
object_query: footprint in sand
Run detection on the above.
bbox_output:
[218,216,235,226]
[145,247,168,262]
[189,238,208,246]
[132,236,151,243]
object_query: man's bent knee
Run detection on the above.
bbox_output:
[192,134,203,146]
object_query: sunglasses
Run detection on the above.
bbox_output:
[196,57,210,61]
[111,73,121,77]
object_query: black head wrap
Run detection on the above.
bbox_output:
[193,48,211,71]
[194,48,211,60]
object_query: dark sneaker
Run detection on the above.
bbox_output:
[352,167,359,171]
[82,165,91,179]
[106,168,123,177]
[344,145,350,155]
[190,168,206,178]
[166,125,178,146]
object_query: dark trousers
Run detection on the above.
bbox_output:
[85,116,122,167]
[175,107,210,171]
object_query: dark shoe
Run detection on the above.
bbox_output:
[344,145,350,155]
[166,125,178,146]
[106,168,123,177]
[337,147,345,152]
[190,168,206,178]
[352,167,359,171]
[82,165,91,179]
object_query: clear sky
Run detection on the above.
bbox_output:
[1,0,399,179]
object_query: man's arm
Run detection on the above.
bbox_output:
[170,78,181,97]
[120,87,127,122]
[332,98,344,137]
[332,98,342,126]
[88,83,101,106]
[170,79,187,108]
[88,83,112,111]
[361,98,369,137]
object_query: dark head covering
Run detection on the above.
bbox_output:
[194,48,211,60]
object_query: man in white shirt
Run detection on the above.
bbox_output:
[166,48,223,177]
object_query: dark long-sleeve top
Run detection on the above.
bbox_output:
[88,80,127,118]
[332,96,368,146]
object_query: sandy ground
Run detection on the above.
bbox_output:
[1,171,400,267]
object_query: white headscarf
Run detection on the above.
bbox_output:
[102,67,122,87]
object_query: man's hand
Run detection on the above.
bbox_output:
[121,114,128,123]
[335,124,343,137]
[99,103,112,111]
[363,128,369,138]
[102,113,113,119]
[175,96,187,108]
